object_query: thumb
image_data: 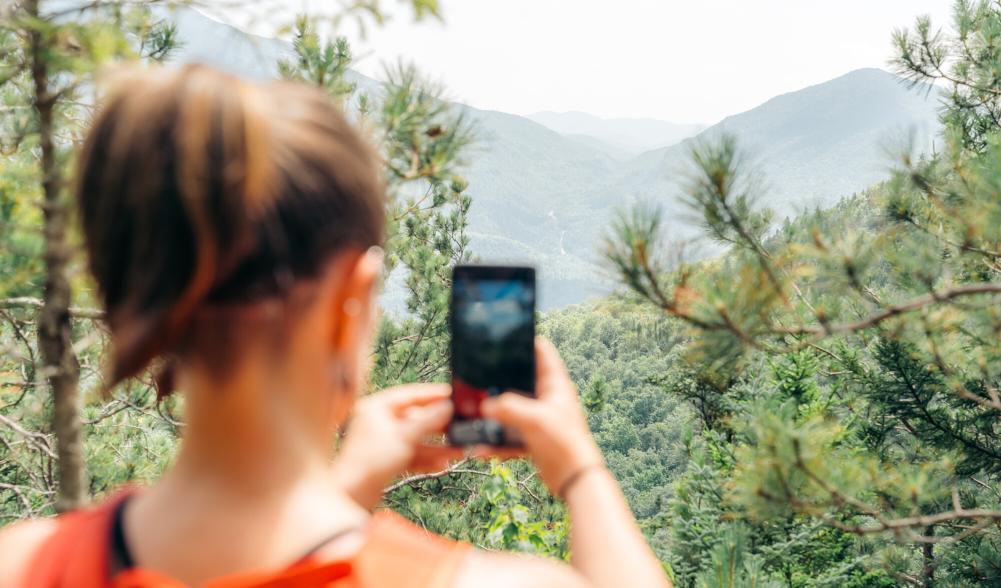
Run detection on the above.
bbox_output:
[482,392,541,431]
[402,400,453,440]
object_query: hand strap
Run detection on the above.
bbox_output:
[557,463,606,500]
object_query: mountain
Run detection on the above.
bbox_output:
[165,7,382,93]
[470,69,941,306]
[614,68,941,215]
[563,134,636,160]
[166,7,288,79]
[455,108,620,307]
[163,8,941,309]
[162,7,619,308]
[526,111,704,157]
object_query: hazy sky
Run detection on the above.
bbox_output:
[215,0,953,124]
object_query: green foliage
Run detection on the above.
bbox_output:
[0,1,480,524]
[604,2,1001,583]
[893,0,1001,152]
[479,464,568,556]
[279,17,355,102]
[1,0,183,519]
[5,1,1000,584]
[541,298,690,521]
[695,527,782,588]
[685,136,773,251]
[666,444,728,583]
[0,148,42,298]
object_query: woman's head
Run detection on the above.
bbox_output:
[77,64,385,418]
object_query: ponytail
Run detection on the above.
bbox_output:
[76,64,385,394]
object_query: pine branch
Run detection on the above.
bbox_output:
[780,438,1001,545]
[38,0,180,20]
[385,458,477,492]
[0,413,56,459]
[777,283,1001,336]
[0,297,104,320]
[617,223,1001,347]
[821,508,1001,544]
[903,216,1001,259]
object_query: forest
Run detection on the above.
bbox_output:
[2,1,1001,586]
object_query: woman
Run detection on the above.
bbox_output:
[0,64,670,588]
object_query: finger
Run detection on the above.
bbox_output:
[373,384,450,412]
[534,337,573,400]
[400,400,453,439]
[481,392,541,430]
[471,445,528,461]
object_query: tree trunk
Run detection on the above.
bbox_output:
[921,525,935,588]
[27,0,87,512]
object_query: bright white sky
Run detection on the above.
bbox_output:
[214,0,954,124]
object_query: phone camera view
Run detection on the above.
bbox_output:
[450,267,535,446]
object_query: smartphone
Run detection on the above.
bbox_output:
[448,265,536,446]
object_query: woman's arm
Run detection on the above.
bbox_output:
[333,339,671,587]
[481,338,671,588]
[331,384,465,511]
[0,518,58,587]
[562,466,668,586]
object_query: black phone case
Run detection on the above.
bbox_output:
[447,264,536,446]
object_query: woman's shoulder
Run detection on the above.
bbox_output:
[346,510,470,585]
[0,492,130,588]
[454,550,587,588]
[0,515,61,547]
[0,517,62,585]
[359,511,586,588]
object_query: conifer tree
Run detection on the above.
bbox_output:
[608,2,1001,583]
[277,14,475,390]
[0,0,179,513]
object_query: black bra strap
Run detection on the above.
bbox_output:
[293,526,363,562]
[108,494,362,572]
[110,495,136,571]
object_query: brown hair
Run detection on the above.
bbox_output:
[76,64,385,394]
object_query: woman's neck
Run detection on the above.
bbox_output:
[124,359,368,584]
[167,360,337,497]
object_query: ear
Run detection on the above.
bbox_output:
[328,246,383,354]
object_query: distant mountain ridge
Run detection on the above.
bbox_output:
[617,68,940,212]
[166,7,287,78]
[526,111,705,158]
[163,7,942,309]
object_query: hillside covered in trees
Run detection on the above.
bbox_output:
[2,1,1001,586]
[157,7,943,309]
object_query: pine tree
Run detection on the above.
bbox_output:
[0,0,179,514]
[607,2,1001,583]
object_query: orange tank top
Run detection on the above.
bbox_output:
[17,492,471,588]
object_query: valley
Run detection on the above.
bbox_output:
[165,6,941,309]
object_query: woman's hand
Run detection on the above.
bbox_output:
[480,338,605,497]
[332,384,465,511]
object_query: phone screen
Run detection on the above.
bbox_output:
[449,265,536,446]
